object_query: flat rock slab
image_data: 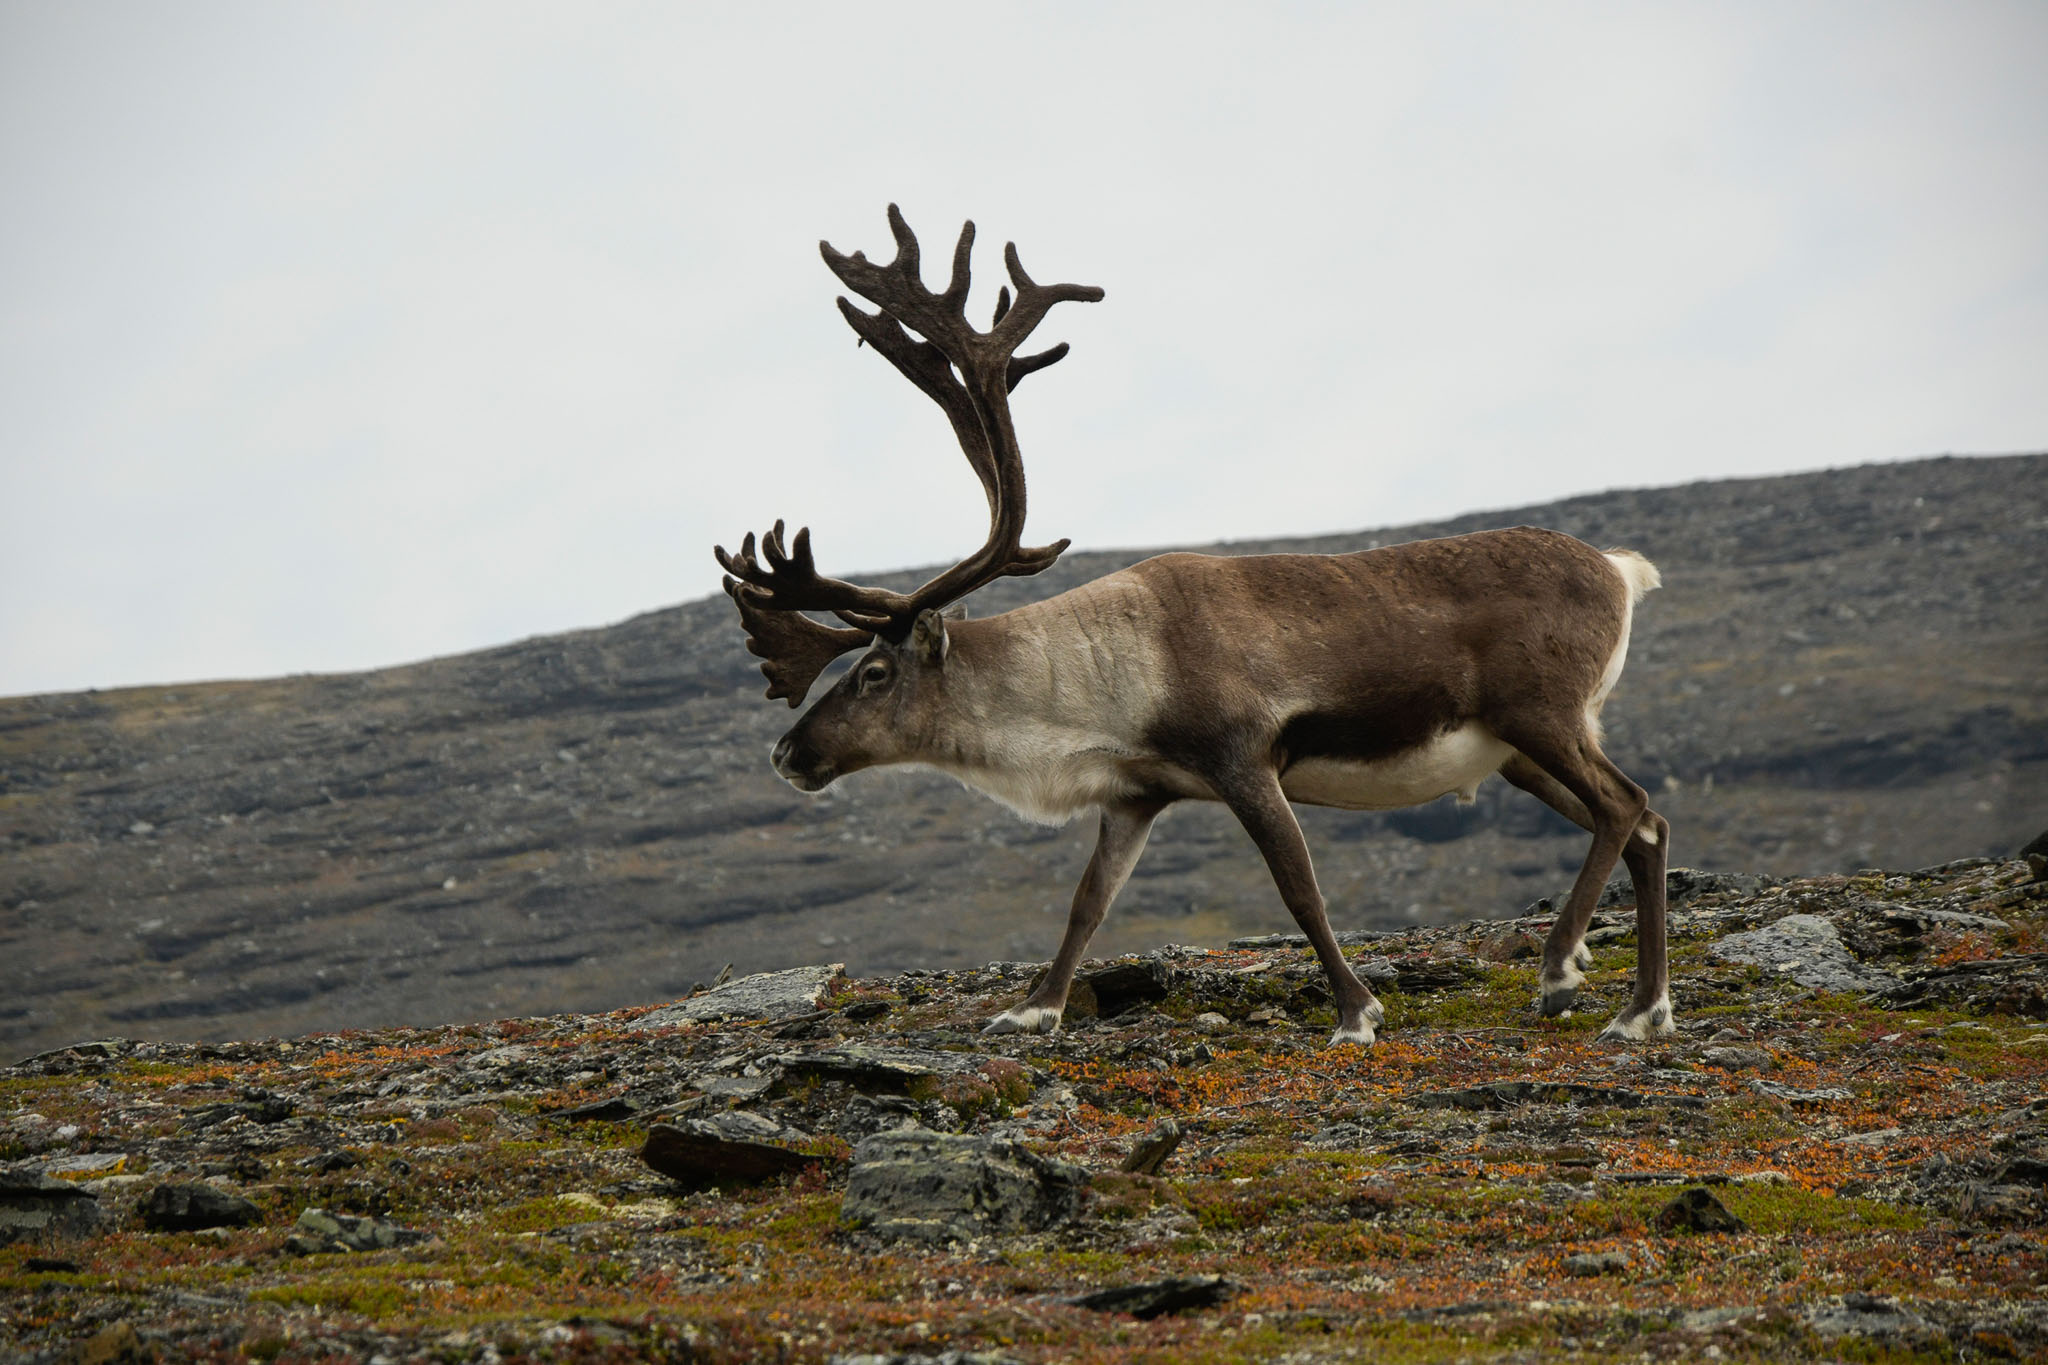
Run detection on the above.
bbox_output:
[0,1168,110,1245]
[1750,1078,1854,1105]
[1881,906,2011,933]
[1801,1293,1934,1340]
[631,964,844,1028]
[1070,1275,1234,1318]
[1711,914,1892,993]
[843,1130,1086,1244]
[1412,1081,1707,1112]
[772,1046,983,1091]
[641,1116,822,1186]
[1230,930,1392,949]
[1601,868,1774,906]
[1870,953,2048,1018]
[138,1181,262,1232]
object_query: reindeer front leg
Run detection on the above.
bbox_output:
[985,800,1163,1036]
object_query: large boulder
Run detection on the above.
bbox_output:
[0,1168,110,1245]
[843,1130,1085,1244]
[1711,914,1890,993]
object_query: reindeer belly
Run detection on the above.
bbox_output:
[1280,722,1513,811]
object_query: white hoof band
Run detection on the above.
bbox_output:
[983,1005,1062,1036]
[1595,993,1675,1043]
[1329,1022,1379,1047]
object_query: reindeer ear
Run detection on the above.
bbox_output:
[940,602,968,621]
[911,608,950,666]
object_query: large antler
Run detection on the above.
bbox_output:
[716,204,1102,705]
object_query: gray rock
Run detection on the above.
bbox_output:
[631,964,845,1028]
[1601,868,1773,907]
[772,1046,982,1091]
[0,1168,110,1245]
[640,1115,822,1186]
[1653,1187,1747,1234]
[1119,1119,1183,1176]
[138,1181,261,1232]
[1564,1250,1631,1276]
[286,1206,427,1254]
[1069,1275,1234,1318]
[1882,906,2011,933]
[1750,1078,1854,1105]
[843,1130,1086,1244]
[1711,914,1890,993]
[689,1073,776,1102]
[1700,1046,1774,1071]
[10,1040,130,1069]
[1801,1292,1932,1340]
[1228,929,1391,949]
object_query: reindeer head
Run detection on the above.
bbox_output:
[767,608,956,792]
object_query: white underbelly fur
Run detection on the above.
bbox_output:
[1281,722,1513,811]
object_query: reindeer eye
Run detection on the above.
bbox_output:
[860,661,890,687]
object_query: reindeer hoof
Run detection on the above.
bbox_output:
[1537,986,1579,1019]
[1328,1021,1378,1048]
[1595,994,1676,1043]
[983,1005,1061,1036]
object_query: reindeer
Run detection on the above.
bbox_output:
[716,206,1672,1047]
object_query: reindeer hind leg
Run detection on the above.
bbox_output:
[1497,754,1602,1015]
[1598,802,1674,1042]
[1498,741,1672,1040]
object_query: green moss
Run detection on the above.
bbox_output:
[486,1195,601,1235]
[1720,1184,1928,1235]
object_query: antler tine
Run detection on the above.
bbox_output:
[881,201,921,280]
[715,515,901,629]
[986,241,1106,361]
[943,215,974,312]
[722,577,873,707]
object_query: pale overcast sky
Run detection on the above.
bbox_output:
[2,2,2044,698]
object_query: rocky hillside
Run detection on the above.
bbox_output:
[1,453,2044,1056]
[2,854,2044,1362]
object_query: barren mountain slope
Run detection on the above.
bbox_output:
[1,453,2042,1055]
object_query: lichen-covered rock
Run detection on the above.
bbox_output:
[1711,914,1891,993]
[285,1207,427,1254]
[631,964,845,1028]
[842,1130,1085,1244]
[0,1168,110,1245]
